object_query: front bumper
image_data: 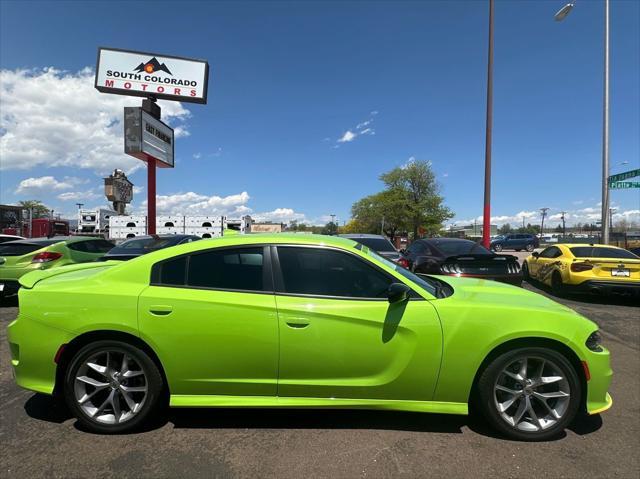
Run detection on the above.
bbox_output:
[584,346,613,415]
[569,280,640,298]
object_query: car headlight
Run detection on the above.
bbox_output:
[586,331,603,352]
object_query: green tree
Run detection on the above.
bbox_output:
[321,221,338,236]
[498,223,512,235]
[350,160,452,238]
[18,200,51,218]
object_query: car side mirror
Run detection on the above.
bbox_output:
[532,252,539,258]
[399,248,407,255]
[388,283,411,304]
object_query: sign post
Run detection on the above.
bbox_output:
[95,47,209,234]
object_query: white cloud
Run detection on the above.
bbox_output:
[57,189,100,201]
[253,208,306,223]
[192,152,202,159]
[331,111,377,146]
[451,205,639,227]
[15,175,86,193]
[338,130,357,143]
[0,67,190,174]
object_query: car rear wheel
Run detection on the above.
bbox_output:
[525,243,535,252]
[64,340,163,433]
[551,272,565,297]
[493,244,503,252]
[477,347,581,441]
[522,262,530,280]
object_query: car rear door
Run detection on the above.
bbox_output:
[272,245,442,401]
[138,246,279,397]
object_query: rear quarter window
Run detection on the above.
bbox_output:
[570,247,638,260]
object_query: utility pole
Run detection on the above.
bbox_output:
[554,0,610,244]
[381,215,385,235]
[482,0,495,249]
[75,203,84,210]
[540,208,550,237]
[609,207,616,231]
[560,211,566,237]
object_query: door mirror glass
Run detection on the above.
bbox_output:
[387,283,410,304]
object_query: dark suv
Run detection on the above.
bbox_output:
[490,233,539,252]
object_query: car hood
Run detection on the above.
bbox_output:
[433,275,577,315]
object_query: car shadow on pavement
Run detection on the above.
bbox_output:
[524,280,640,307]
[23,395,603,440]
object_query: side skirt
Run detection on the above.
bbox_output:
[170,395,468,415]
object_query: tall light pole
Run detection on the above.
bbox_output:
[482,0,495,249]
[540,207,550,236]
[555,0,610,244]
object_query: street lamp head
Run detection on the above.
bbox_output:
[554,3,575,21]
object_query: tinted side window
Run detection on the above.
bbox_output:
[539,247,560,258]
[188,247,265,291]
[155,256,187,285]
[277,247,392,299]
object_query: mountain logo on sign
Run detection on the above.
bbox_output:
[133,57,173,75]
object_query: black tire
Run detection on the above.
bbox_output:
[525,243,535,252]
[64,340,164,434]
[522,262,530,280]
[493,244,503,252]
[476,347,581,441]
[551,271,565,297]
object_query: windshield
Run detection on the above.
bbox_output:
[365,248,438,297]
[434,240,491,256]
[352,237,396,252]
[570,247,639,260]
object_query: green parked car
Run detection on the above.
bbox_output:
[7,234,612,440]
[0,236,114,299]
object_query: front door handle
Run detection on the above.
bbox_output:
[149,305,173,316]
[284,316,310,329]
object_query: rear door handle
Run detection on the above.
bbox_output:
[149,305,173,316]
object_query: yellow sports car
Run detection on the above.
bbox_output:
[523,243,640,297]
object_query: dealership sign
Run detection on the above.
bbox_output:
[95,47,209,104]
[124,107,174,167]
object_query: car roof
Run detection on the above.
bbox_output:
[0,236,105,246]
[119,234,197,241]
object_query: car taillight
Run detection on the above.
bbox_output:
[507,262,520,274]
[571,262,593,272]
[31,252,63,263]
[397,258,410,269]
[441,263,462,274]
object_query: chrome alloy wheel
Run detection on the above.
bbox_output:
[74,350,148,425]
[493,356,571,432]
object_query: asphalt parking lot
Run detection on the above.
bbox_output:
[1,271,638,478]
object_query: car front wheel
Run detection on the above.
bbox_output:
[522,262,530,280]
[525,243,535,252]
[477,347,581,441]
[493,244,503,252]
[64,340,164,433]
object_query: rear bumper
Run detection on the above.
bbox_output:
[569,280,640,297]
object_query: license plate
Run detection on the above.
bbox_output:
[0,283,4,292]
[611,268,630,277]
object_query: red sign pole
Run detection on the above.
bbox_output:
[147,159,156,235]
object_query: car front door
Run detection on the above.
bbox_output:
[530,246,560,281]
[272,245,442,401]
[138,246,279,397]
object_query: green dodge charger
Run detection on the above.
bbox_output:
[7,234,612,440]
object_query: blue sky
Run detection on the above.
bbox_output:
[1,0,638,227]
